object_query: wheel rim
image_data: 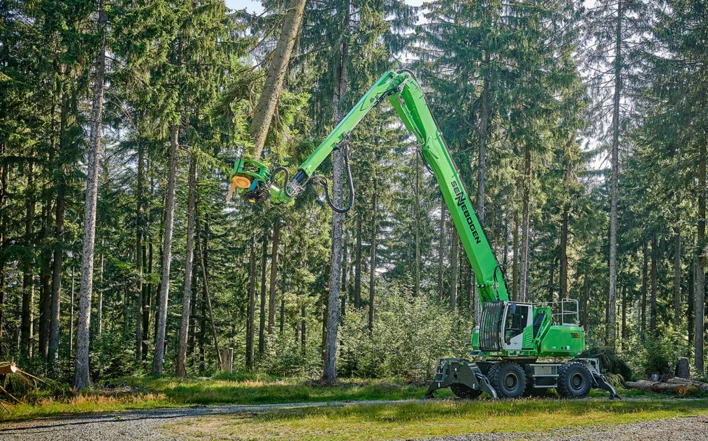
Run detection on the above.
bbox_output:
[570,372,585,391]
[504,373,518,390]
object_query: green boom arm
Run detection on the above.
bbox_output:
[244,70,509,304]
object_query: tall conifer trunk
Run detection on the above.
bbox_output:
[519,146,531,302]
[21,165,35,358]
[259,232,268,355]
[438,197,446,301]
[176,153,197,377]
[136,142,145,360]
[450,235,459,310]
[368,184,377,331]
[354,212,362,307]
[695,142,705,375]
[246,237,256,370]
[269,222,280,334]
[607,0,623,349]
[74,2,106,389]
[323,0,350,381]
[151,123,180,375]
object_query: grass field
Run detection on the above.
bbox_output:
[0,375,445,422]
[164,398,708,441]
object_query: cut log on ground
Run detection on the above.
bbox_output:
[0,362,18,375]
[666,377,708,392]
[624,379,699,396]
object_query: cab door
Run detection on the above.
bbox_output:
[502,303,532,351]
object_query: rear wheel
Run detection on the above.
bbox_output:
[557,362,592,398]
[450,383,482,399]
[488,362,526,398]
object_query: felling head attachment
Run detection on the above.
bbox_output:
[226,158,272,203]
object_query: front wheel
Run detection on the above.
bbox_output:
[557,362,592,398]
[488,362,526,398]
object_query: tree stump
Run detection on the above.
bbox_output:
[675,357,690,379]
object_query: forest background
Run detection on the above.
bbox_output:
[0,0,706,389]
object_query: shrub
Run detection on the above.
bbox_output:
[339,281,471,381]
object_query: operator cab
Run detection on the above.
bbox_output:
[502,303,533,350]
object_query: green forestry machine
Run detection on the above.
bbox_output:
[227,70,620,400]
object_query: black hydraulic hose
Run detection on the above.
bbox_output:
[313,143,355,213]
[271,166,296,198]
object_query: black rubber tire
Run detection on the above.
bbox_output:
[488,362,526,398]
[450,383,483,399]
[557,362,592,398]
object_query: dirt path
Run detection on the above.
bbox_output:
[1,400,706,441]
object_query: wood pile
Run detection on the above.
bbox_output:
[624,377,708,396]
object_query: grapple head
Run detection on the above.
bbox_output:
[226,158,272,203]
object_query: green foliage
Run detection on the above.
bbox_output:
[339,282,470,380]
[639,338,676,379]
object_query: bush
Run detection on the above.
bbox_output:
[640,339,674,379]
[339,281,471,381]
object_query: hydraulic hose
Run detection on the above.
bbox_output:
[313,141,355,213]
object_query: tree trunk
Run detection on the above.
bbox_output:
[695,141,705,375]
[48,189,64,372]
[323,2,350,381]
[0,143,5,350]
[269,222,280,334]
[198,218,221,369]
[475,65,490,322]
[136,141,145,361]
[70,264,75,356]
[300,303,306,355]
[414,152,420,297]
[621,285,627,349]
[688,249,695,349]
[259,231,268,355]
[249,0,307,160]
[512,209,519,302]
[674,228,681,330]
[74,4,106,389]
[280,240,286,335]
[560,204,569,299]
[650,236,658,336]
[519,145,531,302]
[368,185,377,331]
[641,241,648,337]
[143,232,153,360]
[97,245,104,337]
[39,198,52,362]
[176,153,197,378]
[438,196,446,302]
[450,234,459,310]
[21,164,35,359]
[151,122,180,376]
[354,211,362,308]
[607,0,623,350]
[246,237,256,370]
[341,229,348,317]
[48,77,71,372]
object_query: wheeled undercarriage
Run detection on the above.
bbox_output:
[426,357,620,399]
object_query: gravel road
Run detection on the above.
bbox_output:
[0,400,706,441]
